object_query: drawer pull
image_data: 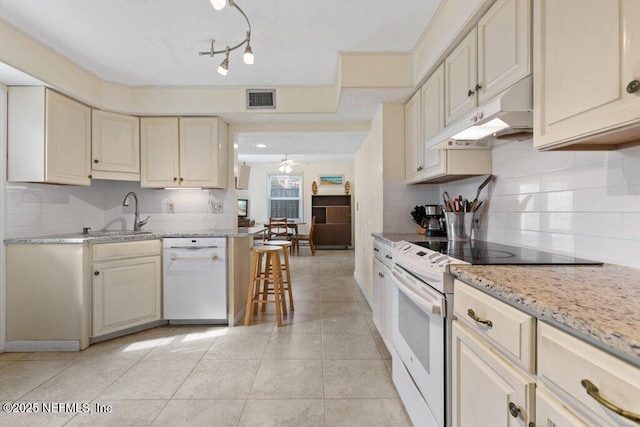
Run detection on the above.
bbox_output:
[373,247,380,252]
[467,309,493,328]
[581,379,640,422]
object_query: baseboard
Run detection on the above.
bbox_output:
[90,319,167,345]
[353,272,373,308]
[233,306,247,326]
[4,340,81,352]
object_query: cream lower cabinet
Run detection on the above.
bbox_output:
[452,322,535,427]
[372,241,394,351]
[534,0,640,150]
[8,87,91,185]
[91,110,140,181]
[141,117,228,188]
[537,322,640,426]
[536,387,589,427]
[91,240,162,338]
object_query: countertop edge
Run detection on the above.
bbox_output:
[5,227,268,244]
[450,266,640,369]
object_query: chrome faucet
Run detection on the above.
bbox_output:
[122,192,150,231]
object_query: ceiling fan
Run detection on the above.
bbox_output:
[278,154,299,173]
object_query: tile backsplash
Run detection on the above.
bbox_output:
[441,139,640,268]
[6,180,234,238]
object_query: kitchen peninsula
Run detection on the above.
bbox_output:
[4,227,265,352]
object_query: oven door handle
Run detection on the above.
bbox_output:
[391,269,444,317]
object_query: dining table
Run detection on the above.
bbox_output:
[262,220,306,239]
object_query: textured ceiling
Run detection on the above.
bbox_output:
[0,0,442,161]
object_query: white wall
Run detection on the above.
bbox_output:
[441,140,640,269]
[6,180,234,238]
[237,162,354,236]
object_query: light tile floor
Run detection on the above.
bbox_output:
[0,250,411,426]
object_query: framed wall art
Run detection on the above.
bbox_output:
[318,174,344,186]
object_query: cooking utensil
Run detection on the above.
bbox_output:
[443,191,454,212]
[470,175,493,212]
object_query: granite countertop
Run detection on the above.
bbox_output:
[450,264,640,368]
[5,227,267,244]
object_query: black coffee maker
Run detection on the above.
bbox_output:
[411,205,446,237]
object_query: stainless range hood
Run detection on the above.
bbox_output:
[426,76,533,150]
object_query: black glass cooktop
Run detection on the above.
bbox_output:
[412,240,602,266]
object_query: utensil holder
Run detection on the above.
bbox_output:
[444,212,474,241]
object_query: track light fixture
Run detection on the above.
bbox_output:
[199,0,254,76]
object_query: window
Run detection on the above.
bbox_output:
[267,173,303,220]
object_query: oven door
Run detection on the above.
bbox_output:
[391,265,446,427]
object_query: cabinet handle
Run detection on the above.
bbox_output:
[173,177,178,182]
[385,254,393,260]
[475,83,482,91]
[179,177,184,182]
[94,271,100,276]
[471,115,478,123]
[508,402,520,418]
[627,80,639,94]
[88,175,92,179]
[468,89,475,97]
[467,309,493,328]
[581,379,640,422]
[94,159,99,164]
[374,247,380,252]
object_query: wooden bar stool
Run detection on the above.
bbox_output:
[244,245,286,327]
[265,240,294,312]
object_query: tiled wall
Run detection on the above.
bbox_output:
[441,139,640,268]
[6,180,234,238]
[383,178,440,233]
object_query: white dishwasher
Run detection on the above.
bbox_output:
[163,237,227,324]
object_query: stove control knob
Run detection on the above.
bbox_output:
[427,252,441,263]
[437,257,451,267]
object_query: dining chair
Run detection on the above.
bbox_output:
[292,216,316,255]
[267,217,292,241]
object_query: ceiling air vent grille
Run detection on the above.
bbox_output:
[246,89,276,110]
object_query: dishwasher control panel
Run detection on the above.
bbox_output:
[163,237,226,249]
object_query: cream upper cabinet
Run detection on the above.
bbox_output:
[421,64,447,179]
[179,117,228,188]
[404,90,423,183]
[452,322,535,427]
[446,0,531,125]
[91,110,140,181]
[8,87,91,185]
[534,0,640,150]
[141,117,180,188]
[141,117,228,188]
[477,0,531,103]
[445,29,478,125]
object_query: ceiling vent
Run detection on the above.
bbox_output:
[246,89,276,110]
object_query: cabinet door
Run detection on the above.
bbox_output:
[421,64,447,179]
[372,258,385,336]
[405,90,422,183]
[534,0,640,149]
[382,267,394,351]
[478,0,531,104]
[536,387,589,427]
[91,110,140,178]
[446,29,478,125]
[92,255,161,337]
[452,322,535,427]
[179,117,222,188]
[140,117,180,188]
[46,90,91,185]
